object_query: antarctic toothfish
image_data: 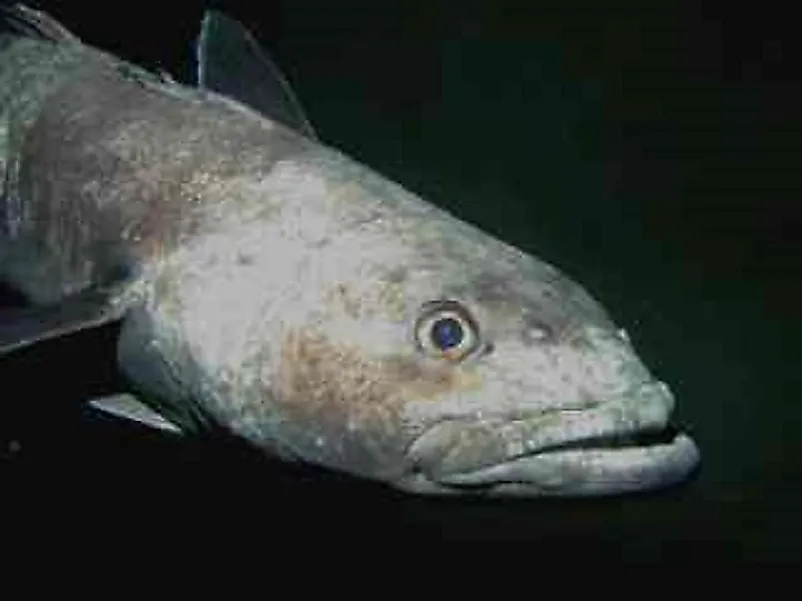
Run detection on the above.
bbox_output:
[0,4,700,496]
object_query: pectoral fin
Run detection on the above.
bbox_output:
[0,288,128,356]
[196,10,317,139]
[87,393,184,435]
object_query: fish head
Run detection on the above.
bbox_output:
[140,154,699,497]
[231,159,702,497]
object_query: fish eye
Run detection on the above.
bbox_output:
[414,300,480,361]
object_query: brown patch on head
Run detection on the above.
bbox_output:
[382,355,481,399]
[273,327,483,478]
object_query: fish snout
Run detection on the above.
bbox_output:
[402,380,700,496]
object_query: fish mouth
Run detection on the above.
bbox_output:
[404,381,701,497]
[430,425,700,497]
[532,420,682,453]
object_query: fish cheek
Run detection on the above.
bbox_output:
[273,328,413,480]
[272,328,481,481]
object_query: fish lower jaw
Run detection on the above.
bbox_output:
[402,428,701,497]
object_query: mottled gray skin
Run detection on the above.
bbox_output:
[0,7,699,496]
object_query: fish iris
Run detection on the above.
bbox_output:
[431,317,463,350]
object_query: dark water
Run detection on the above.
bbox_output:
[2,1,798,558]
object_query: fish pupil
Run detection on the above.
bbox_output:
[431,317,463,350]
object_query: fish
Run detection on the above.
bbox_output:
[0,4,700,496]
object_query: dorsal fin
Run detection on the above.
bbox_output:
[196,10,317,140]
[0,3,79,43]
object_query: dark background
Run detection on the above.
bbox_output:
[1,0,798,558]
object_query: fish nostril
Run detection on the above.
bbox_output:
[523,326,549,343]
[520,317,557,345]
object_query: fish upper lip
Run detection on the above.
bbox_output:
[405,380,701,494]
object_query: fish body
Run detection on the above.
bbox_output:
[0,4,699,496]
